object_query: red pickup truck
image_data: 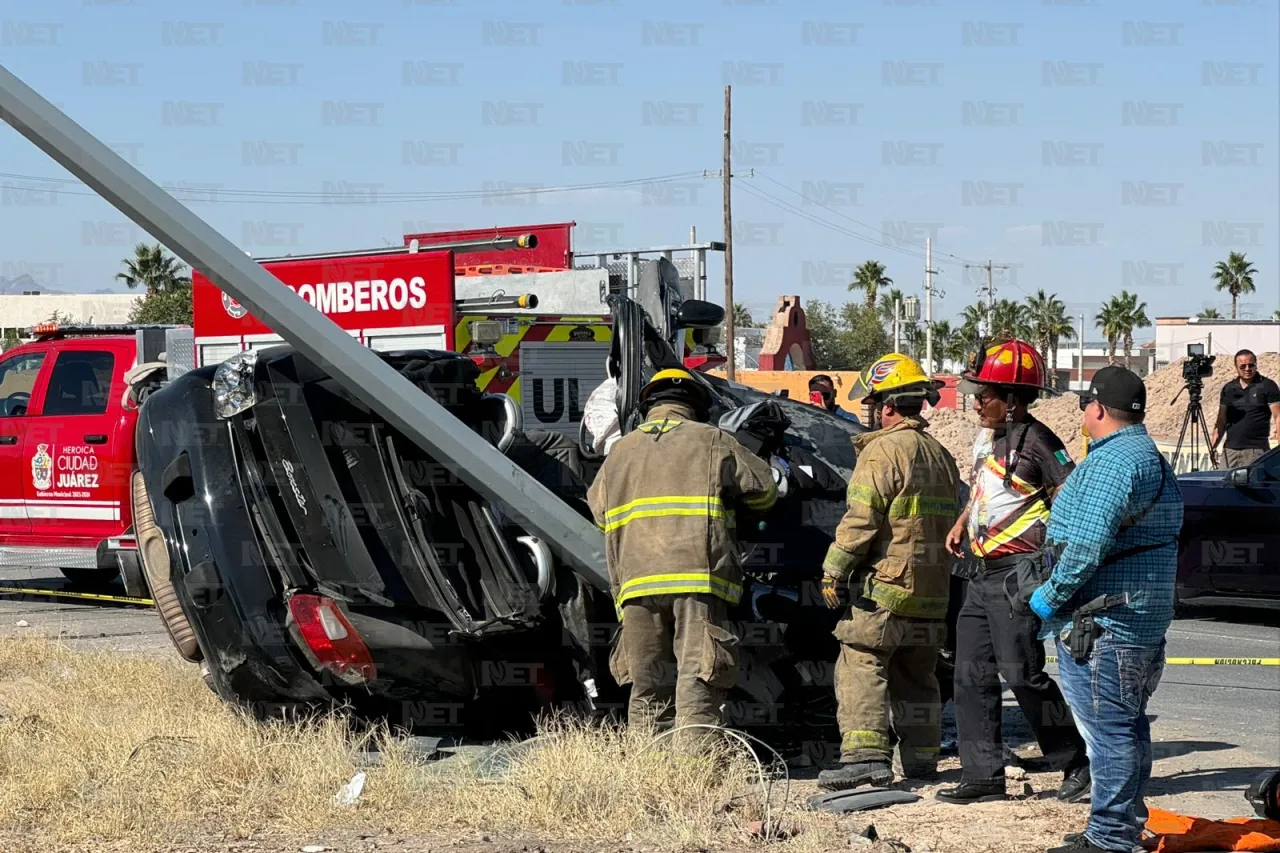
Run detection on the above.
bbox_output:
[0,323,178,592]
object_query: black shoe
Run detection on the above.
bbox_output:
[1046,833,1109,852]
[1057,764,1091,803]
[935,781,1007,804]
[817,761,894,792]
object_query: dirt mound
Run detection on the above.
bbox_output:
[1139,353,1280,440]
[922,406,979,478]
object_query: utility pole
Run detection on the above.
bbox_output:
[924,238,939,374]
[1078,313,1085,390]
[963,260,1010,337]
[722,84,735,382]
[894,296,902,352]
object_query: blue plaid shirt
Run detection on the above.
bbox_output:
[1036,424,1184,646]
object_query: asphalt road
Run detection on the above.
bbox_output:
[1,565,1277,817]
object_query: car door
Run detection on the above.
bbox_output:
[22,346,122,549]
[1209,447,1280,596]
[0,348,50,540]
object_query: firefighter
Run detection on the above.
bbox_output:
[937,339,1090,805]
[587,368,779,749]
[816,354,962,791]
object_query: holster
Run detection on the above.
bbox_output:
[1003,540,1066,617]
[1065,592,1130,662]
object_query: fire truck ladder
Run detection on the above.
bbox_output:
[572,229,725,302]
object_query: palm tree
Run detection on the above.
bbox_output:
[1095,299,1124,365]
[877,288,905,327]
[115,242,191,295]
[848,260,892,310]
[1197,307,1222,319]
[1027,289,1076,372]
[991,299,1033,341]
[1116,290,1151,370]
[928,319,955,373]
[1211,251,1258,320]
[732,302,756,329]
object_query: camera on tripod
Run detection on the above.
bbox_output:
[1183,343,1216,384]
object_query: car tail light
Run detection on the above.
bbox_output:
[286,593,377,686]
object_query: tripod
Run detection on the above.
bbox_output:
[1170,380,1218,472]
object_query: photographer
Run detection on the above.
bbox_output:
[809,374,862,424]
[1211,349,1280,468]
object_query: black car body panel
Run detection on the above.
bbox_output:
[1176,451,1280,603]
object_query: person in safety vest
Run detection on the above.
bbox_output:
[936,339,1091,806]
[586,368,779,748]
[816,354,962,792]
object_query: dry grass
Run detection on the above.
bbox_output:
[0,635,848,853]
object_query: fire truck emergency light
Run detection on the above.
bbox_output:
[470,321,504,347]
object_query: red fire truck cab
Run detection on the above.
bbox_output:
[0,323,179,590]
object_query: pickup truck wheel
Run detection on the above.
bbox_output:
[132,470,202,663]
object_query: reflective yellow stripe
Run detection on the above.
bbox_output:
[638,419,682,434]
[841,730,891,753]
[605,495,723,519]
[602,496,734,532]
[888,494,958,518]
[615,572,744,613]
[976,502,1049,554]
[742,480,777,511]
[823,545,856,578]
[862,576,948,620]
[847,483,888,515]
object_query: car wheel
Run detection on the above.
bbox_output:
[132,469,202,663]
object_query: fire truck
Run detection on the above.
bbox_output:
[189,222,727,441]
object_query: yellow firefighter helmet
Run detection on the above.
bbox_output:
[851,353,942,406]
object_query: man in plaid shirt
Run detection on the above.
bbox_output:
[1030,366,1184,853]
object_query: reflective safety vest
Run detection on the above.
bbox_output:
[586,403,778,613]
[822,416,961,620]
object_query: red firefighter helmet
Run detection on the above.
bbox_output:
[958,338,1057,396]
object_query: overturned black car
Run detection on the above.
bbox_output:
[132,304,963,759]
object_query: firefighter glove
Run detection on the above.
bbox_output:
[821,575,843,609]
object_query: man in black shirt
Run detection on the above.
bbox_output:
[1211,349,1280,469]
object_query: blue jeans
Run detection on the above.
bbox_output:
[1055,633,1166,853]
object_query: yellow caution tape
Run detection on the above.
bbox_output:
[0,585,154,607]
[1046,655,1279,666]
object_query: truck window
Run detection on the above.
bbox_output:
[0,352,46,417]
[42,351,114,416]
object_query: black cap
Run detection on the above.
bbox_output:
[1080,365,1146,413]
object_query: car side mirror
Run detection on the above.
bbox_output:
[675,300,725,329]
[1230,467,1251,487]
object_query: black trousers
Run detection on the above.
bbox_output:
[953,564,1087,782]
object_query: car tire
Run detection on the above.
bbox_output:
[132,470,202,663]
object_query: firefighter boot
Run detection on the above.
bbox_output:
[818,759,896,792]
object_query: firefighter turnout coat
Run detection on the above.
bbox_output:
[586,403,779,612]
[822,416,961,621]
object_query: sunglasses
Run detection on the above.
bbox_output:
[1239,362,1257,370]
[1078,395,1093,412]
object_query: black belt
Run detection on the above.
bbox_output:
[976,554,1024,572]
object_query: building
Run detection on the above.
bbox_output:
[1051,338,1157,392]
[0,294,140,346]
[1154,317,1280,367]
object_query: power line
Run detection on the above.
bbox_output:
[0,170,705,204]
[732,180,934,262]
[752,170,978,265]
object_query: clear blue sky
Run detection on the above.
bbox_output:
[1,0,1276,343]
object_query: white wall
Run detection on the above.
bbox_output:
[0,294,138,332]
[1155,321,1280,365]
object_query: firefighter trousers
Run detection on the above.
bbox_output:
[610,594,740,749]
[833,604,946,774]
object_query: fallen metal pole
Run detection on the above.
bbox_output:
[0,62,610,591]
